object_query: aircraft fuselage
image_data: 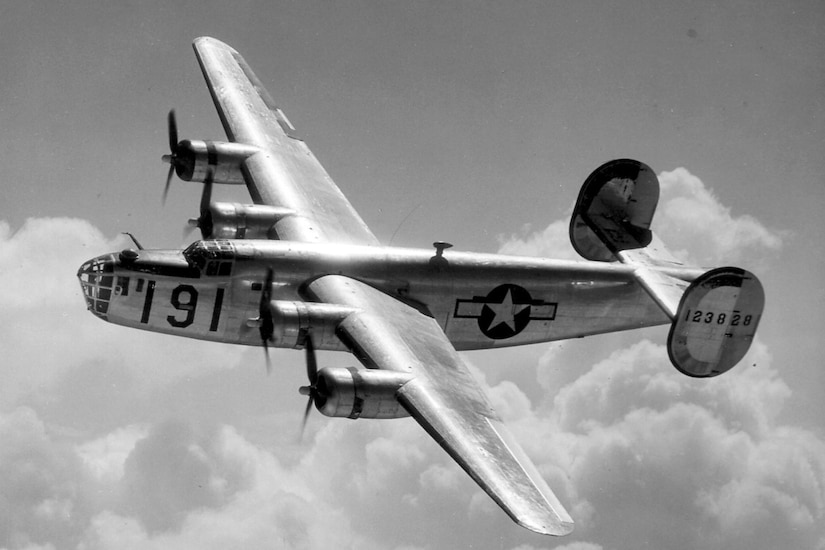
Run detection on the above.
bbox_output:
[78,239,689,352]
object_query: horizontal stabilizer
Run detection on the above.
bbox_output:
[668,267,764,377]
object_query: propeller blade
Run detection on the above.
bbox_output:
[162,110,181,205]
[190,169,215,239]
[163,163,174,205]
[263,340,272,375]
[258,268,275,373]
[261,268,274,308]
[200,170,214,216]
[167,109,178,153]
[305,334,318,385]
[182,222,197,241]
[300,394,313,438]
[299,333,319,440]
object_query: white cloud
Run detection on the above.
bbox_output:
[0,407,96,548]
[656,168,784,267]
[0,218,124,404]
[484,169,818,548]
[76,424,150,484]
[510,340,825,549]
[497,219,577,259]
[0,218,115,310]
[0,217,246,411]
[549,544,604,550]
[494,167,783,268]
[1,203,819,550]
[15,332,821,550]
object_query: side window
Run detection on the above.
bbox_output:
[205,260,232,277]
[116,276,130,296]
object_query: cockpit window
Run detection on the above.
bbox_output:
[183,241,235,276]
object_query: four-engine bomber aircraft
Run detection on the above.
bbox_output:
[78,37,764,536]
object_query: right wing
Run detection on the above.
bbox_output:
[306,275,574,536]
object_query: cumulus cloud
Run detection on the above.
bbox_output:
[495,167,783,267]
[0,219,121,403]
[0,192,818,550]
[76,424,150,484]
[526,340,825,550]
[656,168,783,267]
[0,217,246,410]
[6,339,822,549]
[68,341,822,550]
[0,407,96,548]
[497,219,578,259]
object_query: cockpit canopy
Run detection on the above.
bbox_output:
[182,240,235,276]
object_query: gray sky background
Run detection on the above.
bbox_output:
[1,2,823,549]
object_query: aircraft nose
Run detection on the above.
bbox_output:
[77,254,117,319]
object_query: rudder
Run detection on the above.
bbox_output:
[569,159,659,262]
[569,159,765,377]
[668,267,764,377]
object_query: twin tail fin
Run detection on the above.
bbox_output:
[570,159,764,377]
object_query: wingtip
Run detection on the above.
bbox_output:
[519,517,575,537]
[512,505,574,536]
[193,36,237,54]
[483,418,575,536]
[558,520,576,537]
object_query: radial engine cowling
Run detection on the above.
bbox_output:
[313,367,412,419]
[173,140,259,184]
[203,202,294,240]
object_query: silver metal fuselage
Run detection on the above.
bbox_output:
[78,240,682,352]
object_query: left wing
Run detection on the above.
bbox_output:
[306,275,574,536]
[193,37,379,246]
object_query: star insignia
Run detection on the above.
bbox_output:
[454,284,558,340]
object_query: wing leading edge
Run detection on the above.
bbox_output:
[193,37,379,245]
[306,276,574,536]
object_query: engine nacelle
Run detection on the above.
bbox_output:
[173,140,259,184]
[314,367,412,419]
[268,301,357,351]
[203,202,294,240]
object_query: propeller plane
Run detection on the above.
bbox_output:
[78,37,765,536]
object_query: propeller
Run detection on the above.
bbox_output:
[257,267,275,373]
[185,169,214,239]
[298,333,320,438]
[161,109,181,205]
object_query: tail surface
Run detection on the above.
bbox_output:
[570,159,764,377]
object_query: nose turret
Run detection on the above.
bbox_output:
[77,254,117,319]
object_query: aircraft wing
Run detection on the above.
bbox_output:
[195,36,573,535]
[193,37,379,246]
[305,275,574,536]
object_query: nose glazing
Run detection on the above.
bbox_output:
[77,255,116,319]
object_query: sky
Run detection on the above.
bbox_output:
[1,2,823,549]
